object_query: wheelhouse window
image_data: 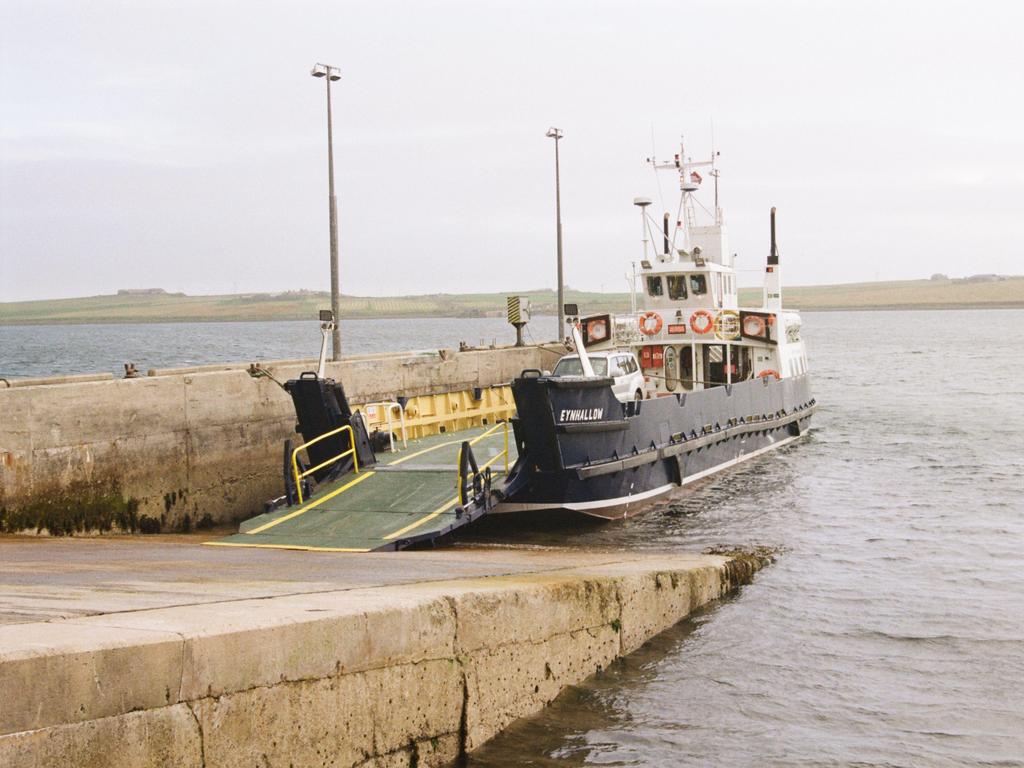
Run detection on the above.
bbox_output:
[666,274,688,300]
[689,274,707,295]
[646,276,664,297]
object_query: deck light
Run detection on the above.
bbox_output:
[311,62,343,359]
[311,63,341,81]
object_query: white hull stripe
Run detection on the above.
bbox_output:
[494,430,807,516]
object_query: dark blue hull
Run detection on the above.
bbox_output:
[498,373,815,518]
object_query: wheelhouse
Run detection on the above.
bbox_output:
[577,140,809,398]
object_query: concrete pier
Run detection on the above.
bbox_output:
[0,537,769,767]
[0,344,564,534]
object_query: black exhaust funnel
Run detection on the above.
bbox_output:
[768,207,780,266]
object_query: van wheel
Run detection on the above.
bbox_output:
[634,389,643,401]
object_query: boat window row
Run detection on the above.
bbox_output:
[646,274,707,299]
[655,343,756,391]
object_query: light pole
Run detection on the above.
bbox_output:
[546,127,564,340]
[311,62,342,361]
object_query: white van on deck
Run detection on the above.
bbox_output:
[551,350,645,403]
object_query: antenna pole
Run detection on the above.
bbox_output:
[546,127,565,340]
[628,263,638,314]
[641,208,649,259]
[710,120,718,217]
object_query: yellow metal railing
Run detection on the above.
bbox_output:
[291,424,358,505]
[457,421,511,505]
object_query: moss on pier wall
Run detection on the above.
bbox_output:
[704,545,781,588]
[0,478,149,536]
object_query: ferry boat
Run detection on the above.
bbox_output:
[495,140,816,518]
[230,138,815,552]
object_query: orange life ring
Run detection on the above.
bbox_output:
[758,369,780,380]
[690,309,714,335]
[586,317,609,343]
[638,311,663,336]
[742,314,766,337]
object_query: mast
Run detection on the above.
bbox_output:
[646,136,718,259]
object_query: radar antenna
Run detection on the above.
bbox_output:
[646,136,719,255]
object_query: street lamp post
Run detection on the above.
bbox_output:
[546,127,564,340]
[311,62,342,361]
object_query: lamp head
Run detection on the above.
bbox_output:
[311,63,340,80]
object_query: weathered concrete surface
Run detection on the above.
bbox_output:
[0,539,771,767]
[2,372,115,388]
[0,706,203,768]
[0,535,647,624]
[0,344,564,533]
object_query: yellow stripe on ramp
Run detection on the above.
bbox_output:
[203,541,371,553]
[386,422,504,466]
[383,496,460,540]
[244,471,376,535]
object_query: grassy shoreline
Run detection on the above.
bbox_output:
[2,278,1022,325]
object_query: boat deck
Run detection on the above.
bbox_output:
[209,423,516,552]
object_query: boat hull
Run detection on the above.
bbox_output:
[497,372,815,519]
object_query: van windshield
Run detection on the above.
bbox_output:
[553,357,609,376]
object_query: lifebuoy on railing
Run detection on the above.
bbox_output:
[758,369,780,380]
[714,310,740,340]
[639,311,663,336]
[690,309,714,335]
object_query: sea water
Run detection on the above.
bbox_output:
[466,309,1024,766]
[0,315,525,379]
[3,310,1022,765]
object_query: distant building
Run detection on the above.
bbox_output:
[117,288,168,296]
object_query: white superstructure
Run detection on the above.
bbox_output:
[580,138,809,395]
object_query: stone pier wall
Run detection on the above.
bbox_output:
[0,345,563,533]
[0,553,769,768]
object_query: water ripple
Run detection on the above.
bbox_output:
[467,310,1024,767]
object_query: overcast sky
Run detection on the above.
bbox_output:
[2,0,1022,302]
